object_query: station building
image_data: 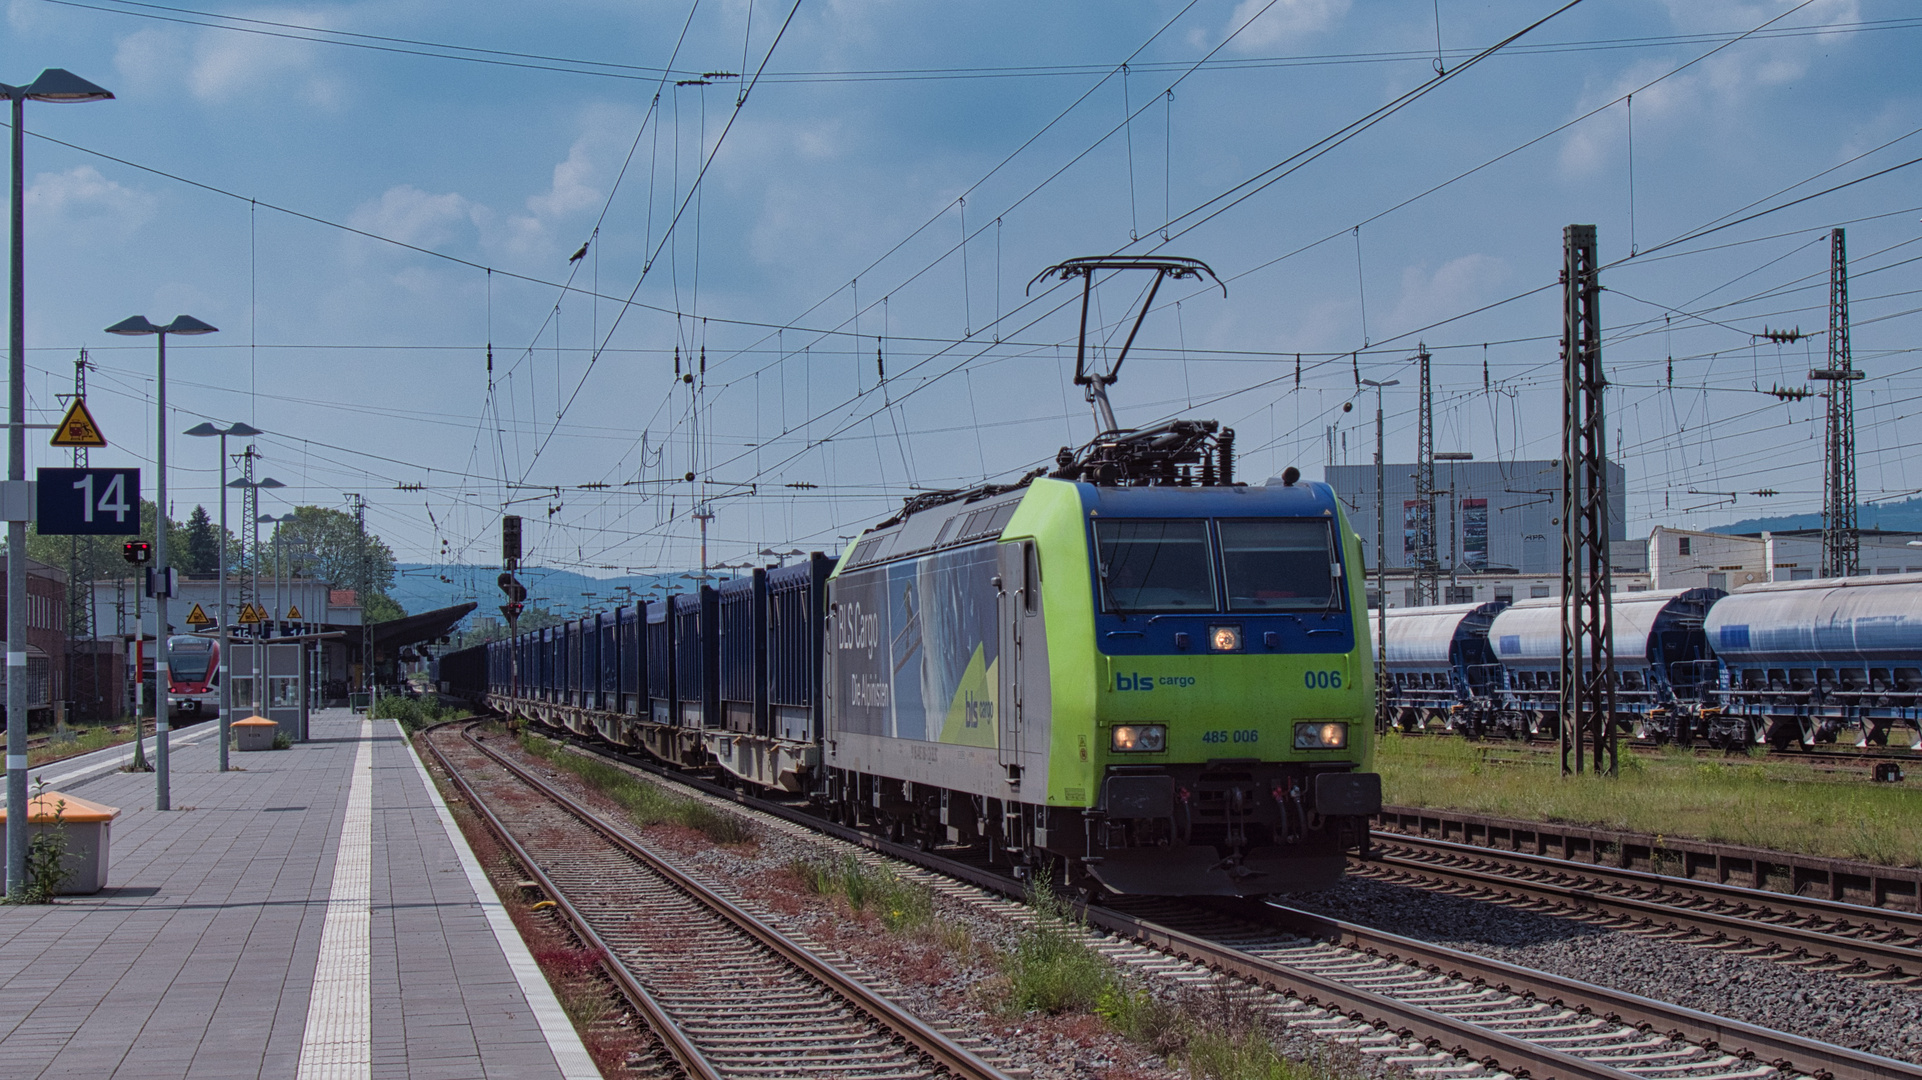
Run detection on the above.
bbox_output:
[0,555,70,724]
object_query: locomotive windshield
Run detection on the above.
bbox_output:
[168,637,214,682]
[1220,520,1337,611]
[1095,520,1216,612]
[1094,518,1343,614]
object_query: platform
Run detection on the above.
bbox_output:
[0,710,596,1080]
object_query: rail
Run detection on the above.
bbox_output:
[1375,804,1922,912]
[1363,831,1922,976]
[422,720,1013,1080]
[516,723,1922,1080]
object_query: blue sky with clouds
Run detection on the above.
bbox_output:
[3,0,1918,585]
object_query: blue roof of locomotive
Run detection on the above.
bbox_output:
[1076,478,1342,519]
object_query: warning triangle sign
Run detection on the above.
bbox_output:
[50,398,107,448]
[185,602,211,625]
[285,604,302,621]
[238,603,261,623]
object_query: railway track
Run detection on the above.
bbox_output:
[512,721,1922,1080]
[1386,726,1922,771]
[1359,831,1922,981]
[420,721,1015,1080]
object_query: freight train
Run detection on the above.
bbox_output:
[439,422,1383,896]
[1379,575,1922,749]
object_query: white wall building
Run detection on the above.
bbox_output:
[1647,527,1922,589]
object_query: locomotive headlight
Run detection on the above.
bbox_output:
[1209,625,1242,652]
[1112,724,1167,752]
[1293,721,1349,749]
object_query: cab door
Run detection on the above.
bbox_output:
[997,542,1027,776]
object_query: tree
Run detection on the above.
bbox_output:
[363,592,406,624]
[266,506,397,595]
[19,499,242,584]
[182,506,219,575]
[265,505,404,621]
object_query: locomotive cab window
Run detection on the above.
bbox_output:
[1220,519,1341,611]
[1095,520,1215,613]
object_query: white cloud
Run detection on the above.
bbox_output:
[25,166,157,233]
[112,7,346,108]
[1387,254,1506,335]
[1557,0,1865,176]
[527,139,602,220]
[348,185,482,251]
[1225,0,1351,51]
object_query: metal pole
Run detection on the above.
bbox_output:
[1374,386,1387,730]
[250,466,260,717]
[153,330,171,810]
[6,91,28,892]
[216,433,230,771]
[131,574,145,768]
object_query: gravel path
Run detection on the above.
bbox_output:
[1284,875,1922,1064]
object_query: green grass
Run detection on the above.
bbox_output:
[372,695,465,733]
[791,853,935,931]
[995,877,1121,1016]
[1378,732,1922,867]
[27,722,138,768]
[520,733,755,845]
[1098,977,1366,1080]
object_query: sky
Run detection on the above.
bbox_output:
[3,0,1919,602]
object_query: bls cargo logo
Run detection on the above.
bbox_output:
[1115,673,1197,691]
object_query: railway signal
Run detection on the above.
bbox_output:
[502,514,521,565]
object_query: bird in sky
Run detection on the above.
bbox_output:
[568,242,588,264]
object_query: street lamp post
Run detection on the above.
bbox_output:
[257,512,295,720]
[1360,377,1399,734]
[106,315,217,812]
[185,421,261,772]
[4,68,112,896]
[1436,451,1474,594]
[228,474,283,719]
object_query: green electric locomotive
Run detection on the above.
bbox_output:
[821,416,1380,896]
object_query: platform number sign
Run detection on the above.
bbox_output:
[36,467,140,535]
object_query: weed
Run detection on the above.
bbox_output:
[4,780,74,904]
[997,876,1116,1016]
[271,732,294,750]
[520,733,755,846]
[1097,982,1190,1055]
[29,722,138,769]
[790,853,934,931]
[374,695,462,733]
[533,945,613,1024]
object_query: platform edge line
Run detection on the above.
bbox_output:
[398,719,599,1080]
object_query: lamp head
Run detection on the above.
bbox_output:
[183,422,221,437]
[163,315,218,335]
[19,69,114,103]
[105,315,161,336]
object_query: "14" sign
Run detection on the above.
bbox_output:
[36,467,140,535]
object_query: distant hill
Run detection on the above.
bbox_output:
[1710,497,1922,536]
[390,563,735,622]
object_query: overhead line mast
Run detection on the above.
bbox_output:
[1559,224,1614,778]
[1814,228,1860,580]
[1412,342,1439,608]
